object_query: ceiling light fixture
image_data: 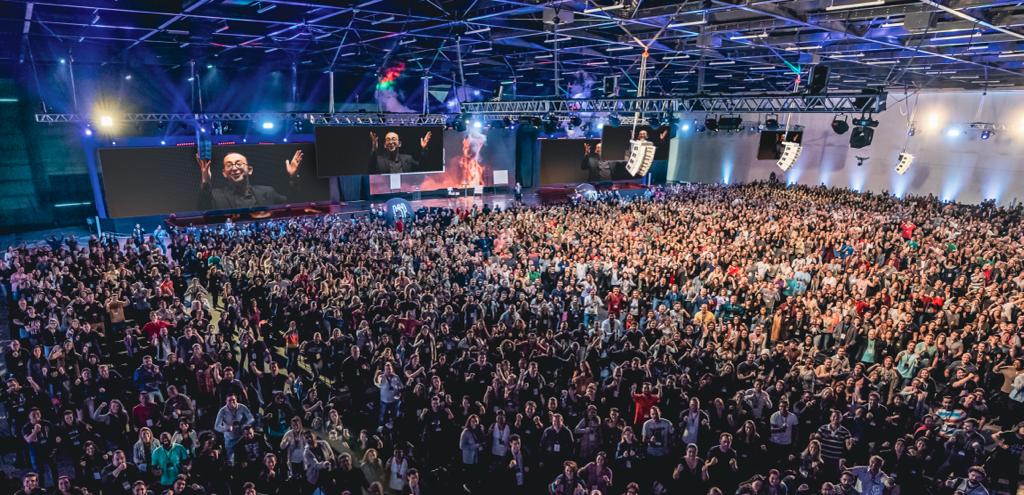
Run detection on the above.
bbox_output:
[256,3,277,14]
[607,45,635,52]
[544,36,572,43]
[825,0,885,11]
[583,3,624,13]
[708,60,735,65]
[371,15,395,25]
[663,54,691,60]
[668,18,707,28]
[464,26,491,35]
[930,32,979,41]
[730,33,768,40]
[881,21,904,28]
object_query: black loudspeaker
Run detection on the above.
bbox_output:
[808,65,830,94]
[603,76,617,96]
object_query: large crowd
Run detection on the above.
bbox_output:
[3,181,1024,495]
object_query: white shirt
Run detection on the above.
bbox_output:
[769,411,798,445]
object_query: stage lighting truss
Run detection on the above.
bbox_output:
[777,142,802,171]
[895,152,914,175]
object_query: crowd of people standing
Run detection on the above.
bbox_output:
[2,181,1024,495]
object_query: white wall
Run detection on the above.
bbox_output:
[667,90,1024,205]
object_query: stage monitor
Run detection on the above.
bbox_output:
[757,130,804,160]
[98,143,329,218]
[601,125,671,161]
[315,125,445,176]
[540,138,634,185]
[369,128,515,194]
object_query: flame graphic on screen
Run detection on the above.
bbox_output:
[458,131,486,185]
[417,129,487,190]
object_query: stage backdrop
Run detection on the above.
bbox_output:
[316,126,445,176]
[369,128,515,194]
[98,143,329,218]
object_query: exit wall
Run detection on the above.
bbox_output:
[667,90,1024,205]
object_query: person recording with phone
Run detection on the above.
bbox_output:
[195,150,304,210]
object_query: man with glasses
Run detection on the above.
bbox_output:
[195,150,304,210]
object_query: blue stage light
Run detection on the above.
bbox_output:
[262,121,274,130]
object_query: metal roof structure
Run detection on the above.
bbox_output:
[4,0,1023,99]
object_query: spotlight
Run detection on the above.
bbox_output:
[681,123,691,132]
[777,142,802,171]
[831,115,850,135]
[543,114,559,134]
[596,121,605,130]
[450,114,467,132]
[850,126,874,148]
[472,120,483,129]
[200,127,206,133]
[125,74,132,81]
[160,140,167,145]
[945,127,961,138]
[473,90,481,96]
[569,115,582,128]
[262,121,274,130]
[607,115,621,127]
[895,152,914,175]
[718,115,742,132]
[764,115,779,130]
[981,129,993,140]
[59,58,66,64]
[850,116,879,149]
[704,117,719,132]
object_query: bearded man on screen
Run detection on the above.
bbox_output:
[195,150,303,210]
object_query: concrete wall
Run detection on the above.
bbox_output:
[667,90,1024,205]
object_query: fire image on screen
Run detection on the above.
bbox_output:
[369,128,515,194]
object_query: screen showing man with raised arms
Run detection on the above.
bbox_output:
[195,149,304,210]
[369,129,432,174]
[580,141,628,181]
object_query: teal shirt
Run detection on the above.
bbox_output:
[152,443,189,486]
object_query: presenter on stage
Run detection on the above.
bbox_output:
[195,150,303,210]
[581,142,627,182]
[369,130,433,174]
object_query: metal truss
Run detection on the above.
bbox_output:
[34,113,451,125]
[461,93,887,115]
